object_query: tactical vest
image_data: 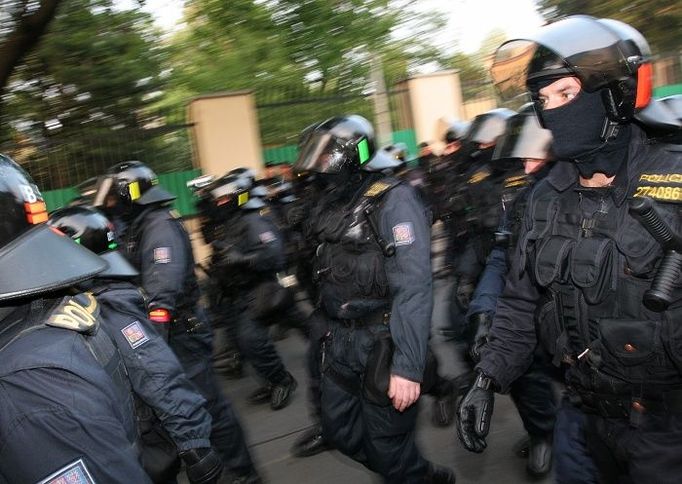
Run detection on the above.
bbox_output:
[521,183,682,389]
[0,294,139,446]
[311,178,398,319]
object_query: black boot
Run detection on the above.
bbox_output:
[247,385,272,405]
[270,372,297,410]
[291,425,329,458]
[426,464,456,484]
[526,434,552,478]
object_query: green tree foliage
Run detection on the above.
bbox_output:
[168,0,445,146]
[0,0,64,103]
[1,0,178,189]
[536,0,681,55]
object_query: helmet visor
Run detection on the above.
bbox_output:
[294,132,358,174]
[491,16,641,103]
[92,175,115,208]
[493,112,553,161]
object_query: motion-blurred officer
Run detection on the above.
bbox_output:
[94,161,261,483]
[296,115,455,483]
[0,155,150,482]
[49,205,223,484]
[465,108,557,477]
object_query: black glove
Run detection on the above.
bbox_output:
[179,448,223,484]
[468,312,493,363]
[455,278,475,310]
[456,372,495,453]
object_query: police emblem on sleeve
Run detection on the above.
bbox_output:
[392,222,415,246]
[153,247,171,264]
[121,320,150,349]
[259,231,276,244]
[38,458,95,484]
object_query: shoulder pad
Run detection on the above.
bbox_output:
[46,292,100,335]
[364,178,402,198]
[504,174,529,189]
[468,168,491,185]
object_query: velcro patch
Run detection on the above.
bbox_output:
[392,222,415,246]
[364,181,391,197]
[259,231,276,244]
[38,458,95,484]
[121,321,149,349]
[153,247,171,264]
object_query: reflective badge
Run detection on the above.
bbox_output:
[38,458,95,484]
[153,247,171,264]
[259,231,276,244]
[121,320,149,349]
[392,222,415,246]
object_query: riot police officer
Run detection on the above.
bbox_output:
[465,107,557,477]
[197,173,298,410]
[93,161,261,483]
[0,155,151,482]
[296,115,455,483]
[457,16,682,484]
[49,205,223,484]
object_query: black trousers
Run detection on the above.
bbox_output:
[319,321,431,483]
[170,323,256,476]
[554,398,682,484]
[509,348,557,437]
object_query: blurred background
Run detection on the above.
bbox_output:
[0,0,680,215]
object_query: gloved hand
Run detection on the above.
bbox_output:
[455,277,475,310]
[456,372,495,453]
[179,447,223,484]
[468,312,493,363]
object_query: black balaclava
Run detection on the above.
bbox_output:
[538,89,631,178]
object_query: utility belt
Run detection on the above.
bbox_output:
[171,307,205,335]
[567,384,682,423]
[333,309,391,328]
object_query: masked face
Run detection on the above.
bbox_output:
[535,77,609,160]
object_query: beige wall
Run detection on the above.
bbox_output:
[402,71,464,146]
[188,91,264,177]
[463,97,498,120]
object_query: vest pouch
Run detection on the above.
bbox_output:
[534,236,575,287]
[571,238,615,304]
[597,319,660,367]
[615,221,662,277]
[535,295,563,360]
[662,308,682,374]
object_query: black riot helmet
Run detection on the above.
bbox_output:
[437,117,470,144]
[93,161,175,215]
[465,109,516,146]
[493,104,553,162]
[192,174,250,244]
[490,15,653,122]
[0,155,106,301]
[294,115,376,176]
[48,206,138,279]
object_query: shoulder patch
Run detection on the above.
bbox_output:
[392,222,415,246]
[121,321,150,349]
[468,169,491,185]
[38,458,95,484]
[47,293,99,335]
[153,247,171,264]
[259,231,277,244]
[365,181,392,197]
[633,172,682,203]
[504,175,528,189]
